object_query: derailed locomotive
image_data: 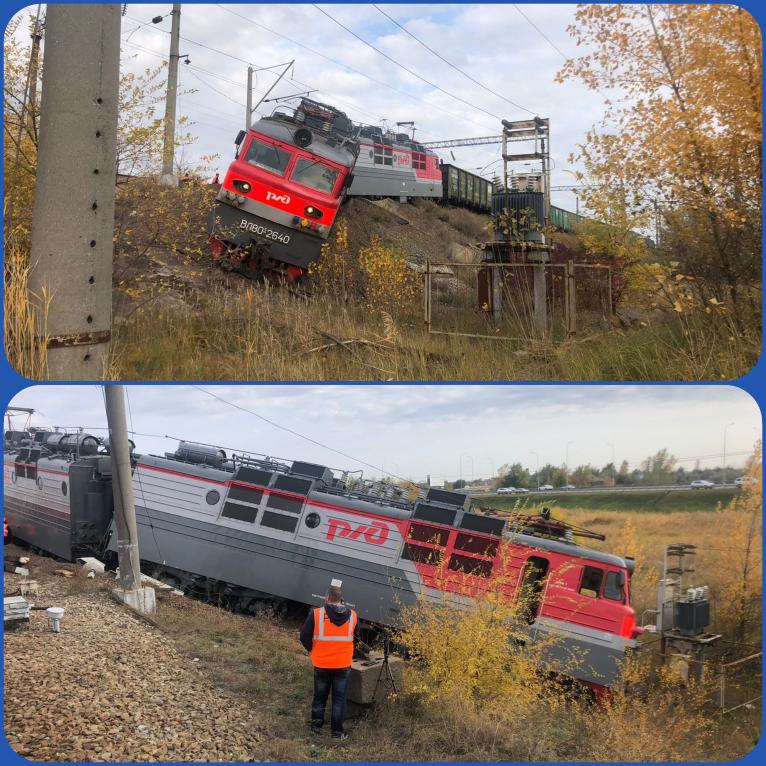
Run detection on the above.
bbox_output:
[4,429,641,695]
[208,99,360,281]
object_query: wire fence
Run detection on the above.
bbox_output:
[423,260,613,341]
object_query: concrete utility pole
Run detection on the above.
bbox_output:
[28,5,120,380]
[160,3,182,187]
[104,386,156,614]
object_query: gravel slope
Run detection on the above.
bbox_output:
[4,564,266,761]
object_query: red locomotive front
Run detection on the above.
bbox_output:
[208,99,359,281]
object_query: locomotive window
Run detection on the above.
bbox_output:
[292,158,339,194]
[604,571,624,602]
[579,566,604,598]
[244,137,291,176]
[412,152,426,170]
[266,493,303,514]
[261,510,298,533]
[373,145,393,166]
[448,554,492,579]
[402,543,442,567]
[222,502,258,524]
[407,523,449,547]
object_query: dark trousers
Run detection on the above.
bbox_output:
[311,667,351,735]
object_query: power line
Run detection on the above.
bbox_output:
[190,385,409,482]
[123,16,388,128]
[372,4,536,116]
[312,4,506,122]
[512,4,571,63]
[214,3,497,134]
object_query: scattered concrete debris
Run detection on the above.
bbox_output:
[4,595,31,626]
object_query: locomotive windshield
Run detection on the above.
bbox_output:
[291,158,339,194]
[244,137,291,176]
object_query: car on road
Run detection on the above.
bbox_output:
[559,484,576,490]
[690,480,715,489]
[497,487,516,494]
[515,488,530,494]
[539,484,554,491]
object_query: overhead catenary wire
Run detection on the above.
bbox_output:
[372,4,537,116]
[189,385,411,483]
[312,4,507,122]
[512,4,571,63]
[213,3,498,134]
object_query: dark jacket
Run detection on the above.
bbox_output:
[300,602,361,653]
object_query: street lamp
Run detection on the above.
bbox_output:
[723,422,735,484]
[606,442,616,485]
[529,451,540,489]
[459,454,475,484]
[565,440,575,484]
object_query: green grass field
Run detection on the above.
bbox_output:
[475,488,737,514]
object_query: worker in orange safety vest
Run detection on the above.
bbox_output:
[299,582,359,740]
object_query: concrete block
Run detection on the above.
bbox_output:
[112,586,156,615]
[347,651,404,705]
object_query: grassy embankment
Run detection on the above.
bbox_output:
[6,189,759,381]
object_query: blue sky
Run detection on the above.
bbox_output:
[10,3,611,213]
[8,385,761,483]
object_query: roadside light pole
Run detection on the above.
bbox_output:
[159,3,181,187]
[723,422,735,485]
[606,442,616,485]
[530,451,540,490]
[565,440,575,485]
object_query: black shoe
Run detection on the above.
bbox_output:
[331,732,348,741]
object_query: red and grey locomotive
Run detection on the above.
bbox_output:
[207,99,360,281]
[5,428,641,696]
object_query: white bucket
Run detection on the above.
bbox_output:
[46,606,65,633]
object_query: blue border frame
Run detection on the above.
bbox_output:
[1,1,763,765]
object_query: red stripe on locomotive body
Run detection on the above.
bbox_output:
[137,461,634,641]
[357,141,442,182]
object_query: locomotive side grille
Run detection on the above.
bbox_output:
[234,467,273,487]
[260,510,298,533]
[227,485,264,506]
[458,513,505,537]
[221,502,259,524]
[402,543,443,566]
[273,475,313,495]
[412,502,457,526]
[266,493,304,514]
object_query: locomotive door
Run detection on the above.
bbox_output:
[519,555,549,624]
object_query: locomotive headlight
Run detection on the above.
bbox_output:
[304,205,323,220]
[232,179,252,193]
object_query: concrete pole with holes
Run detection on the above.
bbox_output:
[28,5,120,380]
[104,385,155,614]
[160,3,181,186]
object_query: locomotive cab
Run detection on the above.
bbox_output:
[208,99,359,281]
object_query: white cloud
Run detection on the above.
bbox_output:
[7,385,761,483]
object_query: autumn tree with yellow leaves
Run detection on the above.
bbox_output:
[559,4,761,324]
